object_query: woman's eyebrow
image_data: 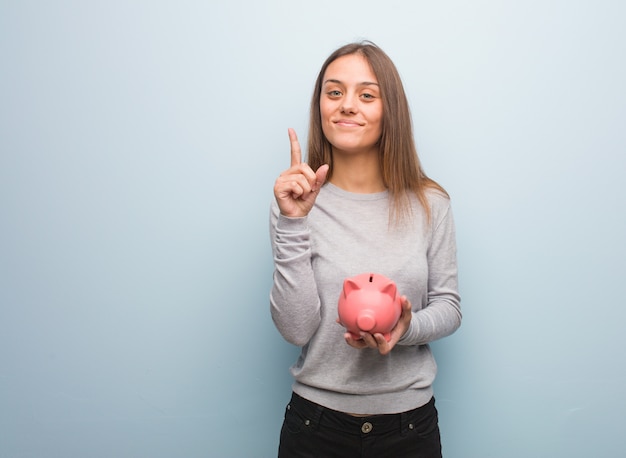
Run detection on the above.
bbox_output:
[323,79,380,87]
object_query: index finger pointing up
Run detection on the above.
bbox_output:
[288,128,302,167]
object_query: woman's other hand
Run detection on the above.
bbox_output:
[343,295,413,356]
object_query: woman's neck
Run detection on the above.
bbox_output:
[329,149,386,193]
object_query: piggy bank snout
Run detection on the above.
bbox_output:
[356,311,376,332]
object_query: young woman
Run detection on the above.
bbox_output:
[270,41,461,457]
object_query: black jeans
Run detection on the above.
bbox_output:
[278,392,442,458]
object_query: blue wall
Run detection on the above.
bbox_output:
[1,1,625,456]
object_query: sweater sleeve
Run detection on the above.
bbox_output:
[398,201,462,346]
[269,202,322,346]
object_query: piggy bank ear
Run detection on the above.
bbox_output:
[381,281,397,299]
[343,279,361,297]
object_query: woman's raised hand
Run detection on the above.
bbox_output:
[273,128,329,218]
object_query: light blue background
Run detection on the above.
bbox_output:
[1,1,625,457]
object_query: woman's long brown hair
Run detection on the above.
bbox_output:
[307,41,447,224]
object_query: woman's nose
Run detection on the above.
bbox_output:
[340,94,358,114]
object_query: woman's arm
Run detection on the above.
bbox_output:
[269,203,323,346]
[399,202,462,346]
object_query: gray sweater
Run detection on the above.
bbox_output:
[270,182,461,415]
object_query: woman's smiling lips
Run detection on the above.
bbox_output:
[334,119,364,127]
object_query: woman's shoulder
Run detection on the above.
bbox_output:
[423,185,451,208]
[419,185,453,229]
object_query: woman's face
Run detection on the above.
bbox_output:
[320,53,383,156]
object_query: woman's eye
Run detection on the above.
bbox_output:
[327,90,342,97]
[361,93,375,100]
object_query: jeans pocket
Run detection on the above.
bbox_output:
[407,399,440,439]
[278,402,320,458]
[282,402,309,435]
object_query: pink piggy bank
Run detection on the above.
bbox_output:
[337,273,402,342]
